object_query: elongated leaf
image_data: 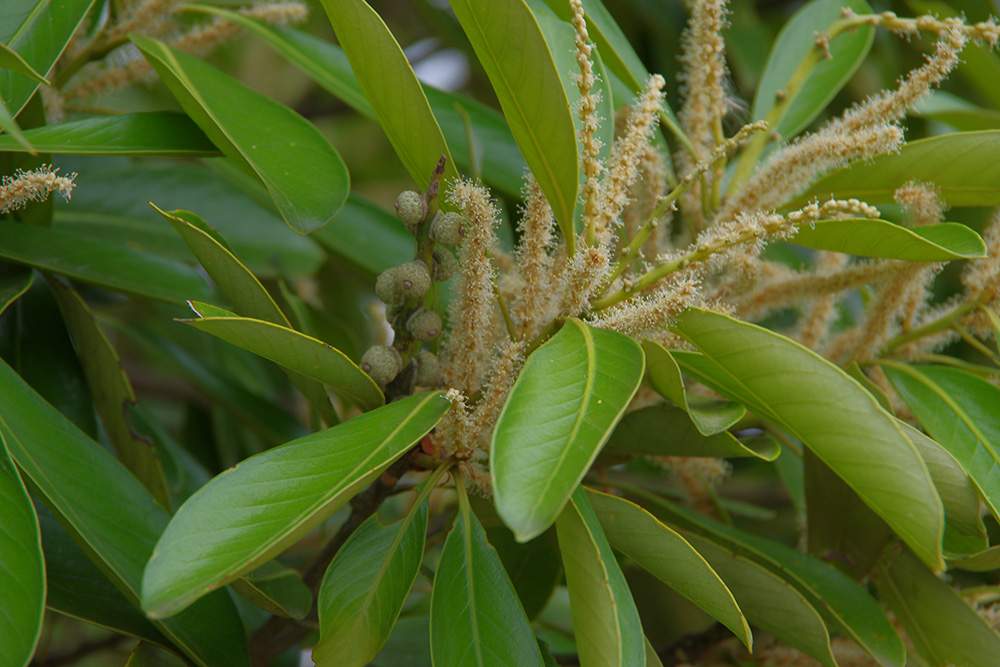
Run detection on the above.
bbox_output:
[0,41,47,84]
[230,560,311,619]
[788,219,986,260]
[125,642,187,667]
[130,34,348,234]
[182,303,383,411]
[879,546,1000,666]
[483,522,561,621]
[0,0,96,117]
[0,113,219,156]
[683,534,836,667]
[913,90,1000,132]
[450,0,579,250]
[0,221,213,303]
[142,391,449,618]
[642,340,744,436]
[430,489,543,667]
[586,489,751,648]
[789,131,1000,208]
[603,404,779,461]
[311,193,414,275]
[752,0,873,141]
[900,422,988,557]
[884,363,1000,522]
[318,0,458,192]
[669,308,945,569]
[0,96,34,154]
[47,275,171,508]
[492,319,644,541]
[0,266,33,316]
[0,358,250,666]
[555,488,644,667]
[315,498,429,667]
[0,431,44,667]
[949,545,1000,572]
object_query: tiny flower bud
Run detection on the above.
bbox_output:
[360,345,402,386]
[375,266,402,304]
[395,190,427,232]
[415,350,441,386]
[407,307,443,341]
[429,211,466,247]
[432,246,458,282]
[397,260,432,300]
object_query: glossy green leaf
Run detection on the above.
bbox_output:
[0,113,219,156]
[142,391,449,618]
[310,193,413,275]
[603,404,779,461]
[633,487,905,667]
[752,0,873,140]
[492,319,644,541]
[884,363,1000,522]
[450,0,579,251]
[430,488,543,667]
[314,498,429,666]
[0,0,96,117]
[0,266,32,316]
[230,560,311,620]
[586,489,751,648]
[47,275,171,508]
[642,340,744,436]
[788,219,986,260]
[0,358,250,666]
[555,488,645,667]
[154,205,340,424]
[879,546,1000,666]
[0,221,213,303]
[0,41,47,84]
[913,90,1000,132]
[789,131,1000,208]
[0,431,43,667]
[182,301,383,411]
[683,533,837,667]
[318,0,458,192]
[125,642,187,667]
[845,361,892,413]
[948,545,1000,572]
[0,96,34,154]
[669,308,945,570]
[483,523,561,621]
[900,422,988,557]
[130,34,349,234]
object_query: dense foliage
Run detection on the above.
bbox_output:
[2,0,1000,665]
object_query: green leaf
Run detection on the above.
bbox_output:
[0,221,213,303]
[0,41,48,84]
[430,487,543,667]
[153,205,340,424]
[141,391,449,619]
[586,489,751,648]
[669,308,945,570]
[641,340,745,436]
[633,488,905,667]
[788,131,1000,208]
[182,302,383,411]
[492,319,644,541]
[0,96,34,154]
[310,193,414,275]
[0,431,44,667]
[948,545,1000,572]
[787,219,986,260]
[878,546,1000,666]
[483,522,561,621]
[0,266,33,316]
[230,560,311,620]
[555,488,645,667]
[0,0,96,117]
[0,113,219,156]
[603,404,779,461]
[913,90,1000,132]
[129,34,349,235]
[883,363,1000,523]
[125,642,188,667]
[47,275,171,509]
[683,533,837,667]
[0,358,250,666]
[318,0,458,192]
[752,0,873,141]
[314,494,429,666]
[449,0,579,251]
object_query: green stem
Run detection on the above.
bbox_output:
[492,272,517,343]
[883,301,978,352]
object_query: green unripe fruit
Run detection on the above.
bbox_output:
[432,247,457,282]
[375,266,401,304]
[360,345,402,386]
[429,211,466,247]
[407,308,443,341]
[395,191,427,232]
[415,350,441,386]
[397,260,431,300]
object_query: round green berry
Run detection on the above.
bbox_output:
[360,345,402,386]
[375,266,401,304]
[397,260,431,300]
[415,350,441,387]
[407,308,443,341]
[429,211,466,247]
[395,191,426,232]
[432,247,457,282]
